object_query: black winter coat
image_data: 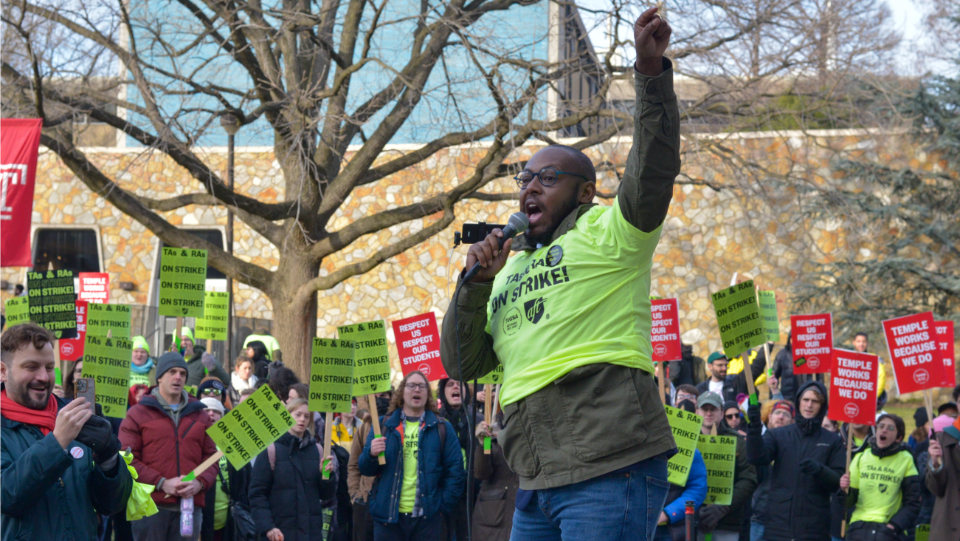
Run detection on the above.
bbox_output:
[669,344,707,387]
[249,432,337,541]
[746,381,845,541]
[772,346,803,402]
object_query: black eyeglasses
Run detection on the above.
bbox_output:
[725,414,739,420]
[515,167,590,189]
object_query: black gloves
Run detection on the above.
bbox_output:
[698,504,728,532]
[800,458,842,490]
[799,458,822,476]
[747,402,761,428]
[75,415,121,463]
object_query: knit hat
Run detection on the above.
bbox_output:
[723,400,740,413]
[932,414,955,436]
[937,402,958,415]
[197,378,226,399]
[707,352,727,364]
[697,391,723,411]
[180,327,195,342]
[772,400,796,418]
[200,397,225,414]
[914,406,929,428]
[132,335,150,354]
[156,351,189,380]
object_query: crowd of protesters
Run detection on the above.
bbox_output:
[3,318,960,541]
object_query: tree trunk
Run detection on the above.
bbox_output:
[270,255,321,382]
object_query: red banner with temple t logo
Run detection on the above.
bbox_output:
[1,119,43,267]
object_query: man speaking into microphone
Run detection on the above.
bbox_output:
[439,6,679,541]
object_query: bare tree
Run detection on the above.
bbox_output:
[1,0,902,375]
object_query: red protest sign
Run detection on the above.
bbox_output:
[829,349,879,425]
[392,312,447,382]
[78,273,109,303]
[935,321,956,388]
[59,300,88,362]
[790,313,833,374]
[651,298,682,363]
[883,312,942,394]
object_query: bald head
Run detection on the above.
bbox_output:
[534,145,596,183]
[519,145,598,245]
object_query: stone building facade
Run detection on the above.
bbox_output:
[2,129,955,395]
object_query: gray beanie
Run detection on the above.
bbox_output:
[156,351,189,380]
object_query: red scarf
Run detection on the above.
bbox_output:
[1,389,58,435]
[954,416,960,434]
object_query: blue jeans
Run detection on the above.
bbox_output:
[509,456,670,541]
[750,522,765,541]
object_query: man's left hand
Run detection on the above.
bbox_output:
[634,6,671,76]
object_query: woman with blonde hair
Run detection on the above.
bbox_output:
[249,398,337,541]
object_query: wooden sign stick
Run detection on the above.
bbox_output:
[657,362,667,404]
[840,433,854,537]
[762,341,773,399]
[492,384,502,419]
[484,385,493,455]
[366,394,386,465]
[322,411,334,479]
[183,450,224,482]
[172,317,183,352]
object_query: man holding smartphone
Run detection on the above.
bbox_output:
[1,323,131,540]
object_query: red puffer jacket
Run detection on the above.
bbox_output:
[119,394,219,507]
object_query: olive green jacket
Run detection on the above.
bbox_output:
[439,59,681,490]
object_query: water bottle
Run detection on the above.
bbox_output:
[180,496,194,537]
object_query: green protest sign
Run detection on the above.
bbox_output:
[665,405,703,486]
[478,364,504,385]
[5,297,30,325]
[86,303,132,338]
[158,247,207,318]
[697,434,737,505]
[915,524,930,541]
[757,290,779,343]
[27,269,78,339]
[81,335,132,418]
[207,385,294,469]
[310,338,356,413]
[337,320,390,396]
[196,292,229,341]
[712,280,764,360]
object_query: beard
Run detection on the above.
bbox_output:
[11,378,53,410]
[523,197,581,247]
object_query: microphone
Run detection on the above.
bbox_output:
[462,212,529,283]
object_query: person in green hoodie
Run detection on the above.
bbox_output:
[840,413,921,541]
[179,327,229,386]
[130,336,157,387]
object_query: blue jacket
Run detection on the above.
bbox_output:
[2,396,132,541]
[358,409,465,523]
[663,449,708,523]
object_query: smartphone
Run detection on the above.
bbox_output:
[75,377,96,414]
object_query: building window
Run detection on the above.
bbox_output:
[32,229,101,272]
[160,229,225,279]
